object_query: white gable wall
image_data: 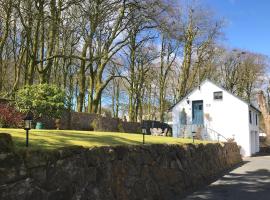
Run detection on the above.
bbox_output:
[172,80,255,157]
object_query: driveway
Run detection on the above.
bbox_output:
[183,155,270,200]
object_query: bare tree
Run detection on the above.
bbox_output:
[177,3,223,98]
[158,35,178,122]
[0,0,13,92]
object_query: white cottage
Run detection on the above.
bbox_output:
[171,79,260,157]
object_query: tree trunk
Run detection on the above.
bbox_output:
[77,66,86,112]
[0,0,12,92]
[178,11,194,98]
[257,91,270,144]
[128,90,134,121]
[159,81,165,122]
[92,94,101,114]
[88,74,95,113]
[77,42,88,112]
[112,80,115,116]
[128,32,136,122]
[147,84,152,120]
[112,80,120,118]
[178,38,193,98]
[0,56,3,92]
[115,81,120,118]
[12,49,25,92]
[26,60,36,85]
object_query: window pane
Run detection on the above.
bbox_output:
[214,91,223,100]
[256,114,258,125]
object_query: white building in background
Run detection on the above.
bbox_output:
[170,79,260,157]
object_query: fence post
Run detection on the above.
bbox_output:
[192,131,196,143]
[141,120,146,144]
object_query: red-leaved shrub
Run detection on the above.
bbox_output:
[0,103,24,128]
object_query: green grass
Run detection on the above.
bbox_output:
[0,128,210,150]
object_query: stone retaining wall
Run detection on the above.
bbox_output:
[40,111,141,133]
[0,133,242,200]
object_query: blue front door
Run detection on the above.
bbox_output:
[192,101,204,125]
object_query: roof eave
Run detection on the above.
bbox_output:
[249,104,261,113]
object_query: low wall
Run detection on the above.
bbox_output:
[122,121,142,133]
[0,99,141,133]
[40,111,141,133]
[260,147,270,154]
[0,133,242,200]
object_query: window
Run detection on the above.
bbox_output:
[249,111,252,124]
[214,91,223,100]
[255,114,258,126]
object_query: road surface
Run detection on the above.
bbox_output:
[183,155,270,200]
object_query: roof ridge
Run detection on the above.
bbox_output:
[168,79,260,112]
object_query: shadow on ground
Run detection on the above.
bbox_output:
[12,132,143,150]
[183,158,270,200]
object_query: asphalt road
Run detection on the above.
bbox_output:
[183,155,270,200]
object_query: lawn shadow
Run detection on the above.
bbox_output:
[3,129,202,150]
[56,131,143,144]
[12,131,144,150]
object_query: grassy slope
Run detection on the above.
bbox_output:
[0,128,209,150]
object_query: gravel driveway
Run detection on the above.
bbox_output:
[183,155,270,200]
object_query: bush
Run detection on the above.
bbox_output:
[0,104,24,128]
[15,84,66,119]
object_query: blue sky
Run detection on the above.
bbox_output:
[205,0,270,56]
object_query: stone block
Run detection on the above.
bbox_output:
[0,133,14,153]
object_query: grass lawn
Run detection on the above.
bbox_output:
[0,128,210,150]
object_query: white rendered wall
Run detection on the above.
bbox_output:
[172,80,253,157]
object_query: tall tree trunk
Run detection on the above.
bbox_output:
[26,14,41,85]
[0,55,3,92]
[258,91,270,144]
[115,81,120,118]
[38,0,59,84]
[128,90,134,121]
[159,81,165,122]
[13,49,26,92]
[0,0,12,91]
[92,88,103,114]
[138,97,142,122]
[159,37,165,122]
[128,32,136,122]
[147,84,152,120]
[26,60,36,85]
[178,10,195,98]
[178,38,193,98]
[77,64,86,112]
[88,75,95,113]
[99,95,102,115]
[77,42,88,112]
[112,80,115,117]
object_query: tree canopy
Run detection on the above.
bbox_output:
[15,84,66,118]
[0,0,268,122]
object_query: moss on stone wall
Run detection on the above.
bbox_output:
[0,133,242,200]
